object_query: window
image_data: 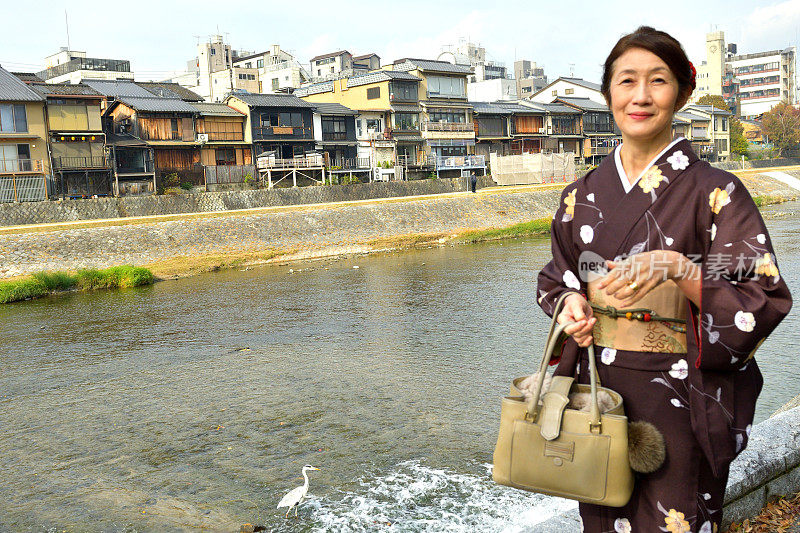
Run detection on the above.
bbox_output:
[357,119,363,137]
[522,86,532,93]
[429,111,465,123]
[393,113,419,130]
[367,87,380,100]
[257,59,264,68]
[565,88,574,95]
[272,78,279,91]
[278,112,302,127]
[390,82,418,101]
[426,76,465,98]
[215,148,236,166]
[433,145,467,157]
[330,67,334,73]
[552,90,558,96]
[366,118,381,131]
[170,118,179,139]
[211,49,216,55]
[322,117,347,140]
[0,104,27,133]
[0,144,32,171]
[477,117,506,136]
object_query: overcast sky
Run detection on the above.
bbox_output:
[2,0,799,83]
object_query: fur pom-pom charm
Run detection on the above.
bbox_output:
[627,420,666,474]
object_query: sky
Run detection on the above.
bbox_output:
[2,0,800,83]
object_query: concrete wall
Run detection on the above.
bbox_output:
[712,158,800,171]
[0,176,496,227]
[0,184,561,278]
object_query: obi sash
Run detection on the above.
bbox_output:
[588,279,688,354]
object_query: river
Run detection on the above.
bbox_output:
[1,202,798,532]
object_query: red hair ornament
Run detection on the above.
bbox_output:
[689,61,697,89]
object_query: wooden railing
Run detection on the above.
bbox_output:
[52,156,110,170]
[421,121,475,132]
[0,159,43,173]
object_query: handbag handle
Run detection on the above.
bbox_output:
[527,292,601,430]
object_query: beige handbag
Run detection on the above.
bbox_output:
[492,293,634,507]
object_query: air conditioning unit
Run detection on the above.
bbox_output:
[196,133,209,143]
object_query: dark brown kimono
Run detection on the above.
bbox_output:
[537,139,792,533]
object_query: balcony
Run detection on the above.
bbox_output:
[0,158,44,174]
[256,153,324,170]
[254,126,313,139]
[421,121,475,132]
[434,154,486,170]
[52,156,110,170]
[322,132,349,142]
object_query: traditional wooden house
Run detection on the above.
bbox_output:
[311,102,358,165]
[224,93,316,160]
[29,82,113,197]
[105,96,203,184]
[555,96,619,164]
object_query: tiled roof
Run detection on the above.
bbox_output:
[137,82,203,102]
[559,77,602,91]
[313,102,357,116]
[685,104,732,116]
[394,59,473,74]
[347,70,420,87]
[675,110,709,122]
[471,102,514,115]
[294,81,334,97]
[190,102,244,116]
[228,92,315,108]
[29,82,102,97]
[83,79,154,98]
[0,66,44,101]
[556,97,609,111]
[310,50,351,62]
[353,53,380,60]
[116,96,198,113]
[12,72,44,83]
[535,102,581,114]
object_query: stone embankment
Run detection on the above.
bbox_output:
[0,168,797,281]
[0,184,564,279]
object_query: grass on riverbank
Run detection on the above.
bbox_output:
[457,218,552,244]
[0,265,154,304]
[752,194,789,208]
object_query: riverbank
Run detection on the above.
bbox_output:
[0,167,797,287]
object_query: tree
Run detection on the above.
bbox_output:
[697,94,730,112]
[696,95,748,157]
[761,102,800,156]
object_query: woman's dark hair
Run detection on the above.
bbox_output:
[601,26,695,106]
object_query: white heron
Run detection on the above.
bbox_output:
[277,464,320,518]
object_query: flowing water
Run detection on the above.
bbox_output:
[1,202,799,532]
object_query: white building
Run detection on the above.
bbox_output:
[168,35,258,103]
[233,45,310,93]
[691,30,797,118]
[468,78,517,101]
[37,48,134,84]
[438,40,507,82]
[530,77,605,105]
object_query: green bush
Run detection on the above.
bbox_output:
[32,271,75,291]
[75,265,154,290]
[179,182,193,191]
[0,278,48,304]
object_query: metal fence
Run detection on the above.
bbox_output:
[204,165,257,184]
[0,175,48,203]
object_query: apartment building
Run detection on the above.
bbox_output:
[515,60,548,99]
[691,30,797,118]
[233,45,311,94]
[37,48,133,84]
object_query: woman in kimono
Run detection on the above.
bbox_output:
[537,27,792,532]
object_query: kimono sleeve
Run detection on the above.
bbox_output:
[536,184,583,318]
[691,178,792,371]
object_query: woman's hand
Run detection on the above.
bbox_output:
[557,292,596,347]
[597,250,700,307]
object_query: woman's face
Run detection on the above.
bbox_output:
[608,47,681,144]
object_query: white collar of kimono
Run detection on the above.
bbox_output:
[614,137,686,194]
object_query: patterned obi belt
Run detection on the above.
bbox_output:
[587,279,688,354]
